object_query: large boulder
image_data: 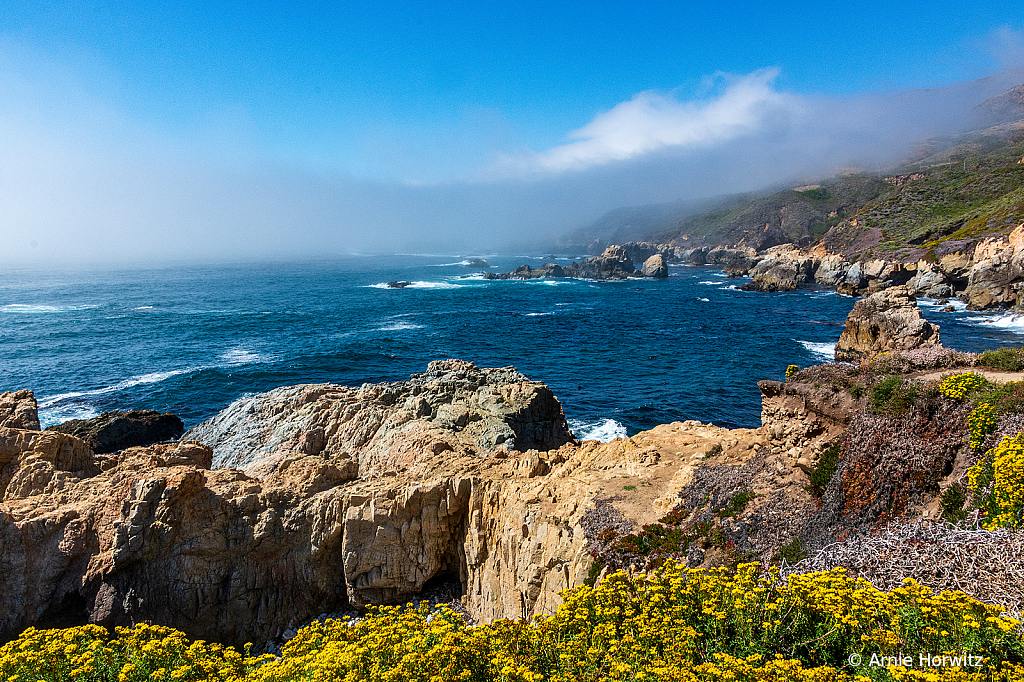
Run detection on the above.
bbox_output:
[0,390,40,431]
[48,410,184,454]
[184,359,576,475]
[640,254,668,278]
[834,286,941,362]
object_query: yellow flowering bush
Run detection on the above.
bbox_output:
[4,562,1020,682]
[968,433,1024,529]
[0,623,270,682]
[939,374,992,401]
[968,403,998,452]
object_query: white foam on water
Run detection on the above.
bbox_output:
[719,285,741,290]
[1,304,99,314]
[38,368,195,409]
[698,281,719,285]
[219,348,262,365]
[378,321,425,331]
[38,404,101,428]
[134,305,154,310]
[798,340,836,361]
[698,297,710,302]
[524,312,554,316]
[967,313,1024,333]
[367,281,461,289]
[569,418,627,442]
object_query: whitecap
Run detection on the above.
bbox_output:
[719,285,741,290]
[219,348,262,365]
[1,303,99,314]
[134,305,154,310]
[698,297,710,302]
[569,418,627,442]
[698,281,719,285]
[967,313,1024,333]
[38,368,195,408]
[524,312,554,317]
[378,321,425,331]
[798,340,836,361]
[38,404,100,428]
[367,281,461,290]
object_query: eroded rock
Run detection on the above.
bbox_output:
[834,286,941,362]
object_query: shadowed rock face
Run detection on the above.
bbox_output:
[48,411,184,454]
[834,286,941,362]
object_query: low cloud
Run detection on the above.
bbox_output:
[504,69,799,174]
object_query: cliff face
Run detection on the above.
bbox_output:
[0,360,777,646]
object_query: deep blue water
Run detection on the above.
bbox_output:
[3,255,1024,439]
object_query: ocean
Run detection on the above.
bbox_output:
[3,254,1023,440]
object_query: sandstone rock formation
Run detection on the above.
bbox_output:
[184,361,575,473]
[834,286,941,362]
[0,390,40,431]
[964,224,1024,309]
[48,410,184,454]
[0,359,794,647]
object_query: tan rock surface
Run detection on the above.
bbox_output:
[834,286,941,362]
[0,361,783,646]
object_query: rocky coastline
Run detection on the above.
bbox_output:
[4,282,1024,648]
[490,223,1024,312]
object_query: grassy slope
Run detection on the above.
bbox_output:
[653,120,1024,259]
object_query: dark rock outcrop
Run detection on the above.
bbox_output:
[486,246,643,280]
[48,410,184,454]
[834,286,941,362]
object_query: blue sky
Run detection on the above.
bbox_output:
[1,1,1023,261]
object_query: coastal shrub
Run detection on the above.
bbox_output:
[0,623,269,682]
[968,433,1024,529]
[940,483,969,522]
[806,441,842,498]
[870,375,918,415]
[778,537,807,565]
[5,562,1021,682]
[786,364,799,381]
[969,403,999,452]
[978,347,1024,372]
[939,373,993,401]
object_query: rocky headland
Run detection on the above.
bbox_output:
[4,285,1024,648]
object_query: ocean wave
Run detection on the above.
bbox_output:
[219,348,263,365]
[698,297,710,302]
[523,312,554,317]
[719,285,741,291]
[134,305,154,310]
[966,313,1024,333]
[697,281,719,285]
[798,340,836,361]
[38,368,196,409]
[367,281,461,289]
[1,304,99,314]
[378,321,425,331]
[38,404,101,428]
[569,418,627,442]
